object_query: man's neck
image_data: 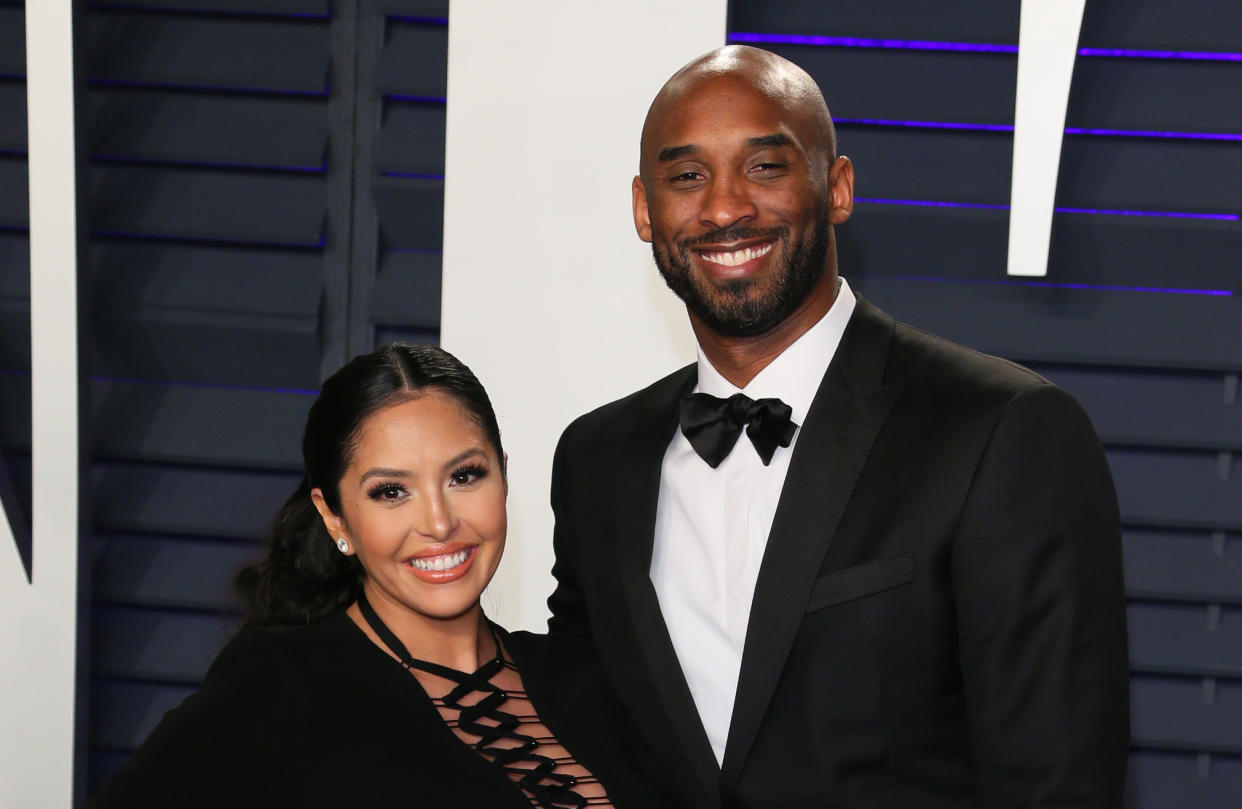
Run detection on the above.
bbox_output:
[692,269,839,389]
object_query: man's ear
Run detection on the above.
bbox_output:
[828,155,854,225]
[309,487,346,547]
[632,175,653,242]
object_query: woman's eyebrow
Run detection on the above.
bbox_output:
[359,467,409,483]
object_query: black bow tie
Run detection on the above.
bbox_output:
[679,392,798,468]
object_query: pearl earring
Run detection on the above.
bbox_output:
[336,536,350,554]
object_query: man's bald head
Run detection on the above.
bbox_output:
[639,45,837,182]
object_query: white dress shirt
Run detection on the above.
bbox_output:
[649,278,857,764]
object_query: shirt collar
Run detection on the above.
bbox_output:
[695,277,856,427]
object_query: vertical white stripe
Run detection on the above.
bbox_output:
[1006,0,1086,277]
[441,1,726,629]
[0,1,81,806]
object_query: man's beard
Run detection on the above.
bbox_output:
[652,217,831,338]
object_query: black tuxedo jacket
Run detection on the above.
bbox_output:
[548,295,1129,809]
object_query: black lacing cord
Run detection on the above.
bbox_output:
[356,593,609,808]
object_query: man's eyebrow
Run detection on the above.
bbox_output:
[746,133,794,149]
[656,144,698,163]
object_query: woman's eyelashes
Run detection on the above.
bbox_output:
[366,481,407,502]
[364,464,488,502]
[449,463,488,487]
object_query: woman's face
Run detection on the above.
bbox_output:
[314,391,507,628]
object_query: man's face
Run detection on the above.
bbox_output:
[634,75,847,338]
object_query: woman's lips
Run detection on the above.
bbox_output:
[403,546,477,583]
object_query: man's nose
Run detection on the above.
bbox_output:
[415,490,457,541]
[700,175,757,230]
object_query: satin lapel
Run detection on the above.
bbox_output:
[614,367,724,807]
[719,297,906,788]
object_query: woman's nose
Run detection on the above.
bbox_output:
[415,491,457,541]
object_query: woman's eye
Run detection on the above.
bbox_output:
[368,483,406,501]
[449,465,487,486]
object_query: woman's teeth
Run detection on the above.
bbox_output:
[409,549,470,571]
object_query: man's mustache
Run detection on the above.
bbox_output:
[679,226,789,250]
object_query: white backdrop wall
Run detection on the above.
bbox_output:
[441,1,728,630]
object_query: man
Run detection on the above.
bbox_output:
[548,46,1129,809]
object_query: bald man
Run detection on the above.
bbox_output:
[548,47,1129,809]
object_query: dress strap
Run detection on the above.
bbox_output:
[356,591,503,682]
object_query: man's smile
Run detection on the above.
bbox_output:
[695,240,775,268]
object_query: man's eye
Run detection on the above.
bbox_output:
[752,162,786,173]
[670,171,703,183]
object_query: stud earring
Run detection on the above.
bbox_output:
[336,537,350,554]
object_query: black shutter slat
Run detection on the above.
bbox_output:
[92,382,309,469]
[377,0,448,15]
[374,102,445,175]
[93,605,238,683]
[1069,60,1242,133]
[89,0,329,13]
[0,84,25,150]
[1124,530,1242,604]
[89,90,327,169]
[1131,675,1242,754]
[376,22,447,98]
[93,463,299,539]
[373,176,443,251]
[844,212,1240,291]
[90,681,197,751]
[93,534,255,612]
[0,159,28,227]
[0,5,24,76]
[1128,750,1242,809]
[1110,449,1242,530]
[853,277,1242,371]
[730,0,1019,41]
[372,252,440,329]
[1081,0,1242,52]
[1128,603,1242,678]
[86,12,329,94]
[1031,366,1242,451]
[89,167,324,245]
[0,372,29,448]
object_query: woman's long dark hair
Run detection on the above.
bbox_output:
[236,343,503,626]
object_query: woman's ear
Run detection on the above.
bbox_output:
[309,487,344,542]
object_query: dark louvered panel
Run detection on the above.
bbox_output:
[89,0,328,12]
[0,4,23,79]
[89,90,327,170]
[0,237,29,367]
[1129,750,1242,809]
[90,680,197,752]
[361,11,447,348]
[1131,675,1242,753]
[0,157,27,228]
[732,2,1242,803]
[86,11,329,94]
[0,84,24,150]
[1029,366,1242,451]
[730,0,1019,41]
[1123,530,1242,605]
[93,605,239,683]
[1128,602,1242,678]
[93,534,255,612]
[93,462,298,541]
[853,276,1242,371]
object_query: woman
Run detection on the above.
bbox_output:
[89,344,669,809]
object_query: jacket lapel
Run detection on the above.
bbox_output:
[719,297,906,789]
[612,366,724,808]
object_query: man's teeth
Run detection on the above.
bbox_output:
[409,549,470,571]
[700,242,774,267]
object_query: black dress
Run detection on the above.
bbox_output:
[86,612,674,808]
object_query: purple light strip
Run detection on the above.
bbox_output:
[886,274,1232,297]
[730,32,1242,61]
[838,118,1242,141]
[856,197,1239,220]
[388,15,449,26]
[386,94,447,105]
[729,32,1017,53]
